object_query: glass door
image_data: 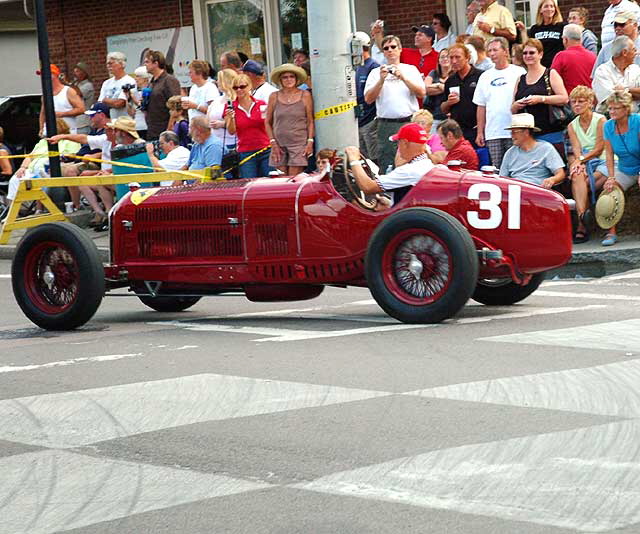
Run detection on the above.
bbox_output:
[206,0,267,69]
[278,0,309,64]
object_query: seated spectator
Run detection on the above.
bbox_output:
[186,116,223,173]
[567,7,597,53]
[0,126,13,179]
[400,25,439,78]
[500,113,565,188]
[550,24,596,96]
[145,130,191,185]
[602,90,640,246]
[183,59,220,121]
[1,119,81,222]
[424,49,452,133]
[437,119,479,169]
[466,36,494,70]
[432,13,456,52]
[411,110,446,163]
[592,11,640,75]
[593,36,640,113]
[166,96,191,147]
[567,86,608,243]
[61,102,110,209]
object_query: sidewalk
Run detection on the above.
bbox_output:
[1,216,639,278]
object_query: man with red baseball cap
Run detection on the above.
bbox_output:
[344,122,434,205]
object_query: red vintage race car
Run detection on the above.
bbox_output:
[11,160,572,330]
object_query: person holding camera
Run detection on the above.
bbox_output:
[145,131,191,186]
[364,35,426,173]
[99,52,136,120]
[125,66,151,139]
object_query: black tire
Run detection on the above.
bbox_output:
[138,295,201,312]
[366,208,479,323]
[12,222,104,330]
[472,272,546,306]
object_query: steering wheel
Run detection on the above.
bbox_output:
[334,150,378,210]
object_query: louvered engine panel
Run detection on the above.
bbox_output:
[255,223,289,257]
[137,227,243,259]
[136,204,238,224]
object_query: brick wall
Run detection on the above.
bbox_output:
[378,0,448,47]
[44,0,193,87]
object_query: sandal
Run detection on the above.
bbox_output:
[601,233,618,246]
[573,231,589,244]
[580,208,594,229]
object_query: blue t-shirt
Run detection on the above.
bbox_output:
[603,114,640,175]
[499,140,565,186]
[356,57,379,127]
[188,134,223,170]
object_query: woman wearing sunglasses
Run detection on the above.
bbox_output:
[224,73,273,178]
[265,63,315,176]
[512,38,568,158]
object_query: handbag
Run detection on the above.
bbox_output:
[220,106,240,179]
[543,68,573,129]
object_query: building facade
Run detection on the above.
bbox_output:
[0,0,612,95]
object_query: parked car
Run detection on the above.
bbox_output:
[0,94,41,158]
[11,161,573,330]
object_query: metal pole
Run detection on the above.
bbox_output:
[307,0,359,153]
[34,0,60,178]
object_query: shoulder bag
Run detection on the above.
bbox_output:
[543,68,573,129]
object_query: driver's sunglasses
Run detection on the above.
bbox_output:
[614,21,628,27]
[383,44,398,50]
[233,84,248,90]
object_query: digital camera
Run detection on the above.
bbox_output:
[121,83,136,92]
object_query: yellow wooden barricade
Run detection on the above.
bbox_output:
[0,169,211,245]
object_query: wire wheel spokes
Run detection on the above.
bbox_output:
[26,242,79,312]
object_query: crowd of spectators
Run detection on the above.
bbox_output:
[3,1,640,247]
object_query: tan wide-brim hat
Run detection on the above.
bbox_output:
[106,116,140,139]
[504,113,541,133]
[595,186,625,229]
[270,63,307,86]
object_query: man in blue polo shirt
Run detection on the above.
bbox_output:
[355,31,380,164]
[185,116,223,170]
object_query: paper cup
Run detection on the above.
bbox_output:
[65,202,74,214]
[450,86,460,96]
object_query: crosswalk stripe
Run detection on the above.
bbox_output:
[404,357,640,418]
[0,374,391,448]
[294,420,640,532]
[1,449,270,534]
[0,353,142,374]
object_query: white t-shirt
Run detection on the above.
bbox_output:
[364,63,423,119]
[207,95,237,146]
[98,75,137,119]
[158,145,190,186]
[252,81,278,103]
[187,81,220,121]
[601,0,640,49]
[473,64,526,140]
[377,154,434,203]
[87,134,113,171]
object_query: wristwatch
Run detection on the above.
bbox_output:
[349,160,364,168]
[579,155,585,162]
[490,26,496,34]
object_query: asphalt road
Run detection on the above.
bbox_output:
[1,258,640,534]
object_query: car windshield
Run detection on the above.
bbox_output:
[0,97,9,112]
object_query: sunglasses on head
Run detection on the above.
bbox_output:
[233,84,248,90]
[383,44,398,50]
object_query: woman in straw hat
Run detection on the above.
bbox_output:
[602,90,640,246]
[265,63,315,176]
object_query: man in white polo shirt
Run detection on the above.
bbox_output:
[145,130,190,186]
[364,34,425,174]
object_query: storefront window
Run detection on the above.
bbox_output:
[279,0,308,63]
[207,0,267,68]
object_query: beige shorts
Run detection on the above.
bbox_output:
[269,143,308,167]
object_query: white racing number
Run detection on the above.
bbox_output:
[466,183,521,230]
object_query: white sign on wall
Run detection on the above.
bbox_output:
[106,26,196,86]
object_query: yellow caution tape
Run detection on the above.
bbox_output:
[314,101,357,120]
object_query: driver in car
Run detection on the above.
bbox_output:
[345,122,434,206]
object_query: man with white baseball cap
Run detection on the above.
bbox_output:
[601,0,640,49]
[345,122,434,205]
[499,113,565,189]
